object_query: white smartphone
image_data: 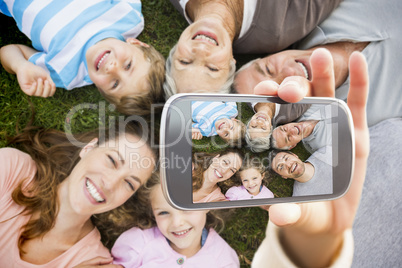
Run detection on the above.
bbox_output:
[159,93,354,210]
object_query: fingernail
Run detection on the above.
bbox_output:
[282,81,300,88]
[264,80,280,88]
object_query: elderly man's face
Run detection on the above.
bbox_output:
[247,112,272,140]
[272,152,305,179]
[234,50,312,94]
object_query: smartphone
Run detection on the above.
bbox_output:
[159,93,354,210]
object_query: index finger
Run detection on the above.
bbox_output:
[347,52,369,131]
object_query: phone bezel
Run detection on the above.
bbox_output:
[160,93,355,210]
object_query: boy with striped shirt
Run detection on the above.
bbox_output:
[0,0,165,116]
[192,101,246,146]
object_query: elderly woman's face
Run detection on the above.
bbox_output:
[172,18,234,93]
[234,49,313,94]
[64,133,155,216]
[204,152,242,184]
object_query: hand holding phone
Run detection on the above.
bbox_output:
[253,51,370,267]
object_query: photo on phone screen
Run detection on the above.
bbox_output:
[191,100,334,203]
[160,94,353,210]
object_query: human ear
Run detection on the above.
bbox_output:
[126,38,150,48]
[79,138,98,158]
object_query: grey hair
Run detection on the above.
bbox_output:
[231,58,261,93]
[164,43,237,100]
[244,119,272,153]
[270,126,292,150]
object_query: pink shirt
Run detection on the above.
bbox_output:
[194,187,227,203]
[0,148,110,267]
[225,185,274,200]
[112,227,240,267]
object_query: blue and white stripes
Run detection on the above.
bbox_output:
[192,101,238,137]
[1,0,144,89]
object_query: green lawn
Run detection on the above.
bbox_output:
[0,1,301,266]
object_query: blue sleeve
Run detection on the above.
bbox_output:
[28,51,66,89]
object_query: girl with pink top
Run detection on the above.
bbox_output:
[0,123,157,268]
[112,179,240,267]
[225,158,274,200]
[192,148,243,203]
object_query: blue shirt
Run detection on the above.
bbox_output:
[192,101,238,137]
[1,0,144,89]
[297,0,402,127]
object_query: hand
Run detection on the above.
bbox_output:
[73,256,123,268]
[257,51,369,267]
[192,128,203,140]
[15,61,56,97]
[254,48,336,102]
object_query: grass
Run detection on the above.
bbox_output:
[0,1,308,266]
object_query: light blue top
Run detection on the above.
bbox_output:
[297,0,402,126]
[292,145,333,197]
[192,101,238,137]
[298,104,332,153]
[1,0,144,89]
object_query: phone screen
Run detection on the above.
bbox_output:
[160,94,353,210]
[191,101,335,203]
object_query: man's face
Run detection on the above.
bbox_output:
[272,121,315,149]
[86,38,151,99]
[234,50,312,94]
[271,152,305,179]
[171,18,234,93]
[247,112,272,140]
[215,118,242,141]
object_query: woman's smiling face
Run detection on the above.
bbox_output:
[204,152,242,184]
[62,133,155,216]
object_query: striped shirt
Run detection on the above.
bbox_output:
[1,0,144,89]
[192,101,238,137]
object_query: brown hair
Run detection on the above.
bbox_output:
[192,148,244,192]
[226,157,270,190]
[8,123,157,251]
[100,44,166,117]
[222,120,246,147]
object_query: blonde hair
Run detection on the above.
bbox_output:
[225,157,270,189]
[100,44,166,117]
[163,44,237,99]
